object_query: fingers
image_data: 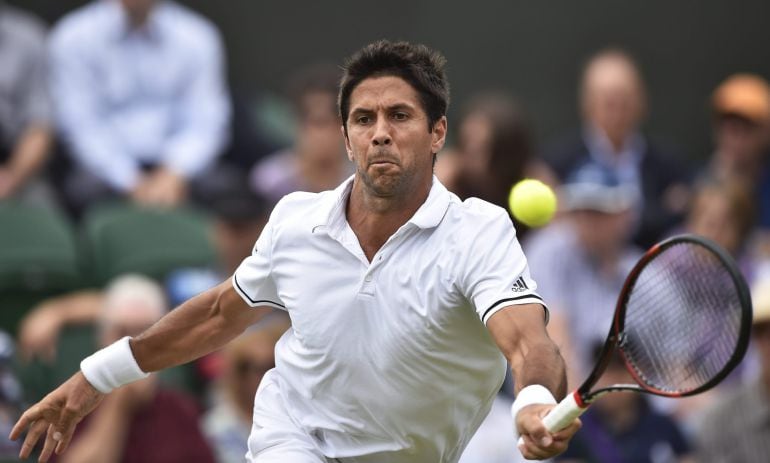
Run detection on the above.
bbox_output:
[10,406,38,441]
[38,424,58,463]
[18,419,47,460]
[54,408,79,455]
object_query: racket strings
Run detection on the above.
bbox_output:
[621,242,743,394]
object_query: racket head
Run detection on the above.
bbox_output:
[614,234,752,398]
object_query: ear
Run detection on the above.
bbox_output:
[430,116,448,154]
[341,125,353,161]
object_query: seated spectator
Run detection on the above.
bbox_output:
[0,3,54,206]
[524,161,642,387]
[202,313,290,463]
[684,179,756,279]
[556,345,691,463]
[704,74,770,257]
[695,275,770,462]
[545,48,690,249]
[19,171,271,363]
[250,64,352,204]
[56,274,215,463]
[436,91,554,230]
[49,0,231,214]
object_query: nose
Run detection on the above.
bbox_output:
[371,118,392,146]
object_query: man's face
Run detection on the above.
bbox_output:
[344,76,446,198]
[297,92,345,163]
[714,115,770,169]
[582,58,644,144]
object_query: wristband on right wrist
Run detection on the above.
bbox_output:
[511,384,557,439]
[80,336,149,394]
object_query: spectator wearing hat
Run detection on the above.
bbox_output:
[523,161,642,387]
[545,48,691,249]
[706,74,770,230]
[695,274,770,462]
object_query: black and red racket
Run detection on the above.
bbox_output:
[538,234,752,432]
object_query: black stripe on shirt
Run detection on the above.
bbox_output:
[482,294,544,323]
[233,275,286,308]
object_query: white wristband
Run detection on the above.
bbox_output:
[80,336,149,394]
[511,385,557,440]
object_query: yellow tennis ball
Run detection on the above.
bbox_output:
[508,179,557,227]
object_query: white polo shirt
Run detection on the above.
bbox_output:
[233,176,546,463]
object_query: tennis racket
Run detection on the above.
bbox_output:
[537,233,752,433]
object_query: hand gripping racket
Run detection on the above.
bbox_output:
[538,234,752,433]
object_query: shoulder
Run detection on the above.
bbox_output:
[160,2,222,49]
[50,2,105,48]
[269,190,333,227]
[0,5,47,43]
[444,196,514,235]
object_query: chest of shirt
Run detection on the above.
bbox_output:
[92,38,192,106]
[269,224,470,349]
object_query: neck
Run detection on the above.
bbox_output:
[346,175,431,261]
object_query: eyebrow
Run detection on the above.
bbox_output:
[349,102,417,115]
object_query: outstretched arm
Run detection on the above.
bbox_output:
[11,280,268,462]
[487,303,580,460]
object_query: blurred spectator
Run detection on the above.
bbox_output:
[557,345,691,463]
[250,64,351,204]
[202,313,290,463]
[684,179,756,278]
[695,275,770,462]
[49,0,230,214]
[0,3,54,206]
[524,161,641,386]
[57,274,215,463]
[19,170,270,363]
[0,330,23,458]
[436,92,554,227]
[545,48,690,249]
[704,74,770,242]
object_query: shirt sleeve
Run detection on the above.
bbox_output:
[458,207,547,325]
[232,218,285,310]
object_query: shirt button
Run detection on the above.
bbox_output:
[364,275,373,282]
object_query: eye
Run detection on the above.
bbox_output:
[392,112,409,121]
[356,115,372,125]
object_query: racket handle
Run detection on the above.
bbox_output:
[542,391,587,432]
[516,391,587,448]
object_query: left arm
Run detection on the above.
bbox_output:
[487,303,579,460]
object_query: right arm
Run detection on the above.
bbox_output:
[11,280,268,462]
[131,280,266,372]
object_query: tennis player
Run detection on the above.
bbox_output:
[12,40,580,462]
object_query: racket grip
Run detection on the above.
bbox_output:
[542,391,587,432]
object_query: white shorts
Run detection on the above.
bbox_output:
[247,370,333,463]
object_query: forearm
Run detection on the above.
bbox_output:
[511,339,567,399]
[7,125,51,184]
[131,280,265,372]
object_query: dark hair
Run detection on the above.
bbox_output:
[338,40,450,135]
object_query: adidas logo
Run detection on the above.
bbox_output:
[511,276,529,292]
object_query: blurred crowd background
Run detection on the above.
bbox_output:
[2,0,770,462]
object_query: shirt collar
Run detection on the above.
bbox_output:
[105,0,164,42]
[583,124,646,167]
[318,174,452,234]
